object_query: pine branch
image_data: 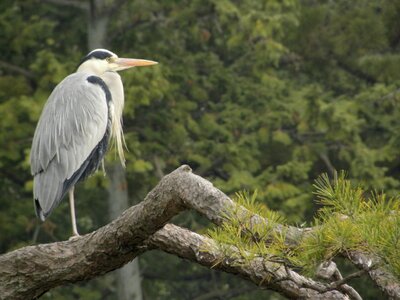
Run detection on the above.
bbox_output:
[148,224,350,299]
[0,165,398,299]
[316,261,362,300]
[347,250,400,299]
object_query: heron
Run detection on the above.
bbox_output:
[30,49,157,236]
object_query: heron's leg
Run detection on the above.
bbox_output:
[69,187,80,236]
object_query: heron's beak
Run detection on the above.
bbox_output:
[114,58,158,71]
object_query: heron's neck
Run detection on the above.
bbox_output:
[77,60,106,75]
[100,72,124,107]
[100,71,126,166]
[76,64,126,165]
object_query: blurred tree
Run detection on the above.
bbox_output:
[0,0,399,299]
[1,169,399,299]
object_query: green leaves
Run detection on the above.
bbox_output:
[1,0,400,298]
[307,173,400,278]
[209,174,400,280]
[208,191,289,264]
[313,171,364,217]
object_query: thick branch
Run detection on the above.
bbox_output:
[148,224,350,299]
[0,165,192,299]
[0,165,398,299]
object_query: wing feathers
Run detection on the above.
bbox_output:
[31,73,109,219]
[33,164,64,219]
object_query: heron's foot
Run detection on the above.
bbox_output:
[68,233,81,241]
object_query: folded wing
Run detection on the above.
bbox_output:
[30,72,110,220]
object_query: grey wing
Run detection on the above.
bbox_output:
[30,73,109,220]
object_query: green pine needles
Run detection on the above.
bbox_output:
[207,172,400,279]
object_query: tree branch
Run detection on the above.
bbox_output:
[347,251,400,299]
[0,165,192,299]
[0,165,398,299]
[192,286,254,300]
[148,224,350,299]
[0,60,35,80]
[42,0,89,10]
[316,261,362,300]
[108,0,129,17]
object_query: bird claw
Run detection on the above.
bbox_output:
[68,234,81,241]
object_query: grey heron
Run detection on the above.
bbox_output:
[30,49,157,236]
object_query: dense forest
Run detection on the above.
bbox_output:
[0,0,399,299]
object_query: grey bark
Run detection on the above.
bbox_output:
[87,0,129,49]
[108,163,143,300]
[148,224,351,300]
[88,4,108,49]
[0,166,190,300]
[347,250,400,299]
[1,165,392,300]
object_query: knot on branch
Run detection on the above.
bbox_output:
[177,164,192,173]
[316,261,338,280]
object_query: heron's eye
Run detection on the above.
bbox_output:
[106,57,113,63]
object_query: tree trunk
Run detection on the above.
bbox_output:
[108,163,143,300]
[87,0,108,49]
[88,1,143,299]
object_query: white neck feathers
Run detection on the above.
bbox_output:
[99,72,126,167]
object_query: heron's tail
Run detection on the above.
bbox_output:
[33,167,65,221]
[34,198,46,221]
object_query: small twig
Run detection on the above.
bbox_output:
[193,286,254,300]
[339,284,362,300]
[0,60,35,79]
[42,0,89,10]
[317,265,364,300]
[319,153,336,178]
[108,0,129,17]
[260,265,276,284]
[327,269,366,290]
[380,88,400,101]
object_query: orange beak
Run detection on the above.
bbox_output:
[115,58,158,69]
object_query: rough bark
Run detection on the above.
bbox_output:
[148,224,350,300]
[0,165,399,299]
[347,251,400,299]
[0,166,191,299]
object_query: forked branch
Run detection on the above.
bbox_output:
[0,165,398,299]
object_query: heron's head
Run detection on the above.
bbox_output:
[77,49,157,75]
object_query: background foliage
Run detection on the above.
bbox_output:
[0,0,399,299]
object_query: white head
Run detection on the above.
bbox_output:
[77,48,157,74]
